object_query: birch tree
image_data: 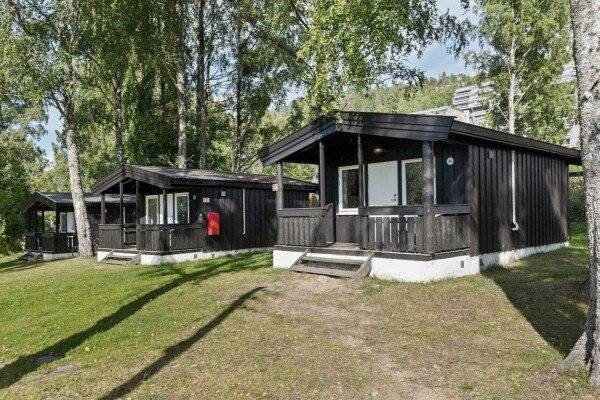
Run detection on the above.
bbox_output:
[7,0,94,256]
[560,0,600,386]
[174,0,188,168]
[470,0,575,142]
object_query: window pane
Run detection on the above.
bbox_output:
[60,213,67,233]
[66,212,76,233]
[147,198,158,224]
[405,161,423,205]
[341,168,359,209]
[176,195,189,223]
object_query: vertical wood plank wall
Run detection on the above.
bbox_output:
[469,144,569,254]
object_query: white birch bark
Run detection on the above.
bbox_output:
[561,0,600,386]
[196,0,207,168]
[175,0,188,168]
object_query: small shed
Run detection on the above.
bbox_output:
[23,191,135,260]
[260,111,581,281]
[90,165,317,264]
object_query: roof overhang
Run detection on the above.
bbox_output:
[91,165,317,194]
[260,111,581,166]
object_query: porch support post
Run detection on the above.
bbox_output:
[276,162,284,210]
[34,203,38,233]
[162,189,168,224]
[319,141,326,207]
[422,141,435,254]
[100,193,106,224]
[41,210,45,233]
[119,181,124,225]
[357,134,364,208]
[135,180,141,247]
[55,208,60,233]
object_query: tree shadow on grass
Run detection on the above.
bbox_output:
[0,254,269,388]
[482,246,589,356]
[0,257,42,274]
[100,286,265,399]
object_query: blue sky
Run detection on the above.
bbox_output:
[38,0,477,162]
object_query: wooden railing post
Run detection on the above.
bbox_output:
[319,141,326,207]
[422,141,435,254]
[276,162,284,210]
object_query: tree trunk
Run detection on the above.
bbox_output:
[175,0,188,168]
[196,0,207,168]
[560,0,600,386]
[64,81,93,256]
[232,20,243,172]
[113,78,125,167]
[507,35,517,135]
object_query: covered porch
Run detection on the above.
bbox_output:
[94,173,203,255]
[265,112,472,260]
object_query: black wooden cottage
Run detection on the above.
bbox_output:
[90,165,316,264]
[23,191,135,260]
[260,111,581,281]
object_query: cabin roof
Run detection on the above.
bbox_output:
[90,164,317,194]
[24,191,136,212]
[259,111,581,165]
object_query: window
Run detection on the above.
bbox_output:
[146,196,159,224]
[59,212,76,233]
[174,193,189,223]
[401,158,423,205]
[338,165,359,214]
[146,193,189,224]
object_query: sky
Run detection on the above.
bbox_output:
[38,0,477,163]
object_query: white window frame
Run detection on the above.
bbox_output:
[145,195,160,224]
[338,165,359,215]
[401,158,423,206]
[174,192,190,224]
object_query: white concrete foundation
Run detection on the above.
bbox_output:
[273,241,568,282]
[97,247,271,265]
[25,252,77,261]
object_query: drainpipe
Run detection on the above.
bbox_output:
[511,150,520,231]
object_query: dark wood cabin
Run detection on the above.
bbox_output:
[90,165,316,264]
[260,111,581,281]
[23,191,135,257]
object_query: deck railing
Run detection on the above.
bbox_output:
[359,204,469,254]
[25,232,77,253]
[98,223,205,253]
[277,204,334,247]
[138,223,204,252]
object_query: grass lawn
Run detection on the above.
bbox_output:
[0,222,596,399]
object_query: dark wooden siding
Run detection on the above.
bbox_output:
[469,144,569,254]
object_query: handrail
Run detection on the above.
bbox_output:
[433,204,469,216]
[358,205,424,216]
[277,204,332,217]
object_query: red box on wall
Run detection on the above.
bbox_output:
[207,212,220,236]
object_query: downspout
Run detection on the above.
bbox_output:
[511,150,520,231]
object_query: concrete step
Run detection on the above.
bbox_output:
[290,264,357,278]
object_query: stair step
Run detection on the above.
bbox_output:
[291,264,357,278]
[301,255,366,265]
[103,259,133,265]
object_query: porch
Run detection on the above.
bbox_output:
[272,135,472,259]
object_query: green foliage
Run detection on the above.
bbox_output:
[470,0,576,142]
[298,0,471,115]
[343,74,476,113]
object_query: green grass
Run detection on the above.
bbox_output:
[0,222,596,399]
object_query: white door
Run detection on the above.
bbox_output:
[368,161,398,206]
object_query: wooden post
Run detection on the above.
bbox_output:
[100,193,106,224]
[135,180,141,248]
[119,181,124,225]
[357,134,364,208]
[41,210,45,233]
[422,141,435,254]
[276,162,284,210]
[319,141,326,207]
[55,208,60,233]
[33,203,37,233]
[162,189,168,224]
